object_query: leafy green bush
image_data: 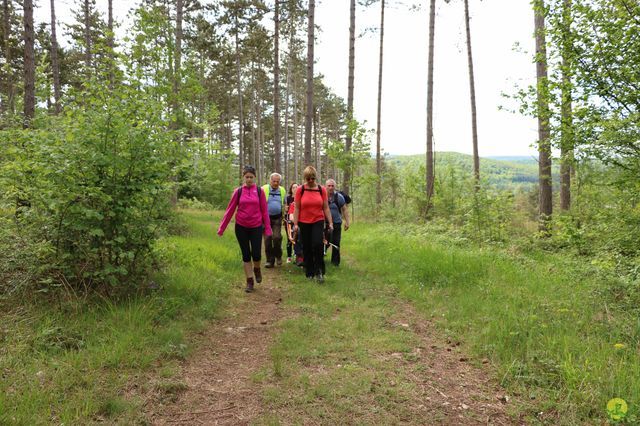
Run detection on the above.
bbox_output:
[0,80,174,293]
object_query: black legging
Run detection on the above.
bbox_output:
[235,224,263,262]
[299,221,325,278]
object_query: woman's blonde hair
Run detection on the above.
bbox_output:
[303,166,317,182]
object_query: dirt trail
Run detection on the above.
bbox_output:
[382,302,519,425]
[143,269,522,425]
[145,273,286,425]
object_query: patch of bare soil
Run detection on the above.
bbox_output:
[384,302,525,425]
[143,272,286,425]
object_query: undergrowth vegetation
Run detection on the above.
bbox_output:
[0,211,237,424]
[346,222,640,424]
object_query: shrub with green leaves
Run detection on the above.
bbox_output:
[0,80,174,293]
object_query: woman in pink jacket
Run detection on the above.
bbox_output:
[218,165,272,293]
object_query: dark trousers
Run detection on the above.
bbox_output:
[264,214,283,263]
[286,221,303,258]
[326,222,342,265]
[235,224,263,262]
[300,221,325,277]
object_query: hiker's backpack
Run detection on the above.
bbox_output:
[261,184,286,209]
[299,184,325,200]
[338,190,352,205]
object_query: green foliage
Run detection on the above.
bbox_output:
[0,77,174,293]
[0,210,238,424]
[348,222,640,424]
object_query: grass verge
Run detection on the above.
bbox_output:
[344,222,639,424]
[0,210,238,424]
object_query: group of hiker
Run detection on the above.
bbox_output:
[217,165,350,293]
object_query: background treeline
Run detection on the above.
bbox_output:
[351,0,639,287]
[0,0,362,295]
[1,0,639,297]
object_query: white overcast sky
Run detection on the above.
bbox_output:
[35,0,538,157]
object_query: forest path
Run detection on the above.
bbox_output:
[144,268,288,425]
[144,223,520,425]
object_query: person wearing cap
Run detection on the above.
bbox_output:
[262,173,287,268]
[218,165,272,293]
[292,166,333,283]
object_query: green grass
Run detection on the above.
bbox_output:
[344,222,640,424]
[3,210,637,424]
[0,210,240,424]
[254,263,430,424]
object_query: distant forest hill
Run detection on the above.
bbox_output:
[386,152,559,190]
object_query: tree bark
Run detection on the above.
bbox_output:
[534,0,553,232]
[426,0,436,206]
[293,78,299,180]
[234,13,245,176]
[273,0,281,173]
[560,0,572,211]
[3,0,14,115]
[83,0,92,73]
[108,0,115,87]
[173,0,183,127]
[375,0,385,214]
[314,107,320,178]
[23,0,35,127]
[464,0,480,187]
[304,0,315,166]
[50,0,62,114]
[283,32,293,183]
[343,0,356,195]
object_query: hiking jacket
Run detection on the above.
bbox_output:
[218,184,272,236]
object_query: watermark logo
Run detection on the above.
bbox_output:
[607,398,628,421]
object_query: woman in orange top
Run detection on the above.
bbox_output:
[293,166,333,282]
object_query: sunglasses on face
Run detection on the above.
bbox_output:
[306,177,316,181]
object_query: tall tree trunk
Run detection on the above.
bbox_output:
[2,0,14,115]
[293,79,299,180]
[250,77,256,171]
[23,0,35,127]
[83,0,92,73]
[234,14,245,176]
[283,37,293,183]
[50,0,61,114]
[304,0,315,166]
[464,0,479,187]
[426,0,436,207]
[375,0,385,214]
[273,0,281,173]
[343,0,356,195]
[169,0,183,206]
[173,0,183,127]
[314,108,320,178]
[107,0,114,87]
[258,99,264,184]
[560,0,572,211]
[534,0,552,232]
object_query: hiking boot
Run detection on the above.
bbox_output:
[315,274,325,283]
[276,257,283,266]
[286,257,292,264]
[245,277,255,293]
[253,267,262,283]
[265,261,274,269]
